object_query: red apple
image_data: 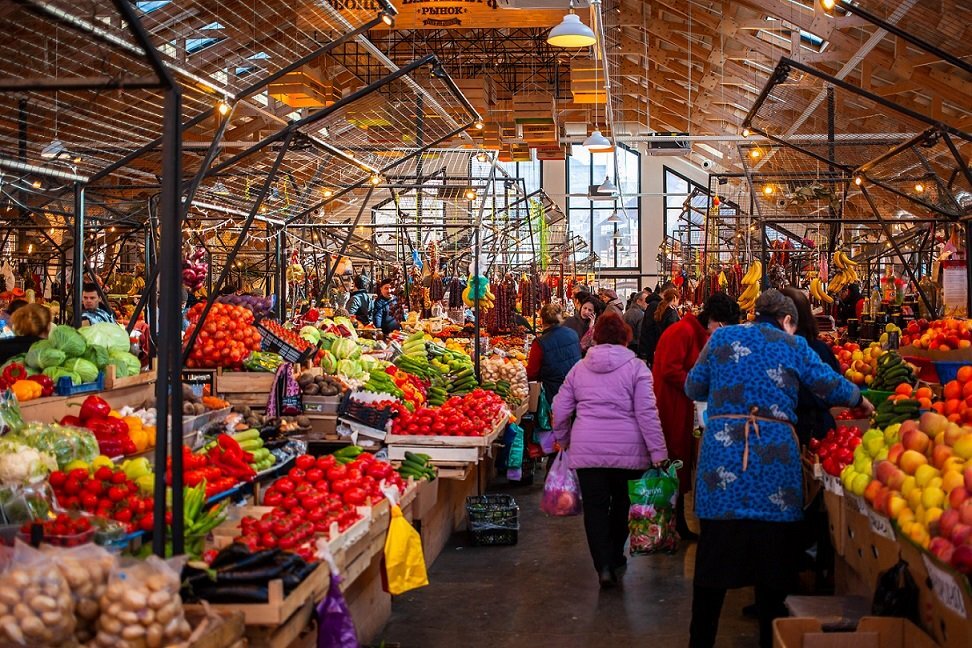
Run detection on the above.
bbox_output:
[932,444,953,469]
[951,544,972,575]
[966,465,972,491]
[952,523,972,546]
[887,442,905,465]
[949,487,969,511]
[875,461,905,490]
[961,499,972,526]
[902,428,931,454]
[930,537,956,563]
[940,509,962,539]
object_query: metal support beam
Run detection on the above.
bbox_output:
[72,184,84,327]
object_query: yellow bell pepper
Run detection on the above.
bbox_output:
[11,380,41,402]
[128,427,149,453]
[122,416,143,434]
[108,410,122,419]
[142,425,157,448]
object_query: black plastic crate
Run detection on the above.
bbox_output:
[466,494,519,546]
[337,392,398,430]
[257,322,317,364]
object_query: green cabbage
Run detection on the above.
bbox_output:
[61,358,99,383]
[78,322,130,353]
[49,325,87,357]
[300,326,322,345]
[83,344,109,368]
[107,351,141,378]
[43,366,82,386]
[26,341,62,370]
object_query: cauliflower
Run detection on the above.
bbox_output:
[0,439,57,485]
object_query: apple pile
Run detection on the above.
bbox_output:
[841,423,901,497]
[902,317,972,351]
[865,412,972,574]
[831,341,885,387]
[810,426,862,476]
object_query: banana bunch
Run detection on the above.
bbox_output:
[809,277,834,304]
[737,260,762,312]
[285,262,305,283]
[461,276,495,308]
[828,251,859,295]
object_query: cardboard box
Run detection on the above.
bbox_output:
[823,488,846,557]
[897,533,972,648]
[843,495,871,582]
[528,381,541,412]
[774,617,938,648]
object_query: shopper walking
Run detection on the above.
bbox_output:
[623,291,647,352]
[684,289,872,648]
[347,275,374,326]
[652,293,740,541]
[598,288,625,318]
[552,313,668,589]
[373,279,401,336]
[562,290,592,338]
[639,287,679,366]
[526,303,581,403]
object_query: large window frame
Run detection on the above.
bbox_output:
[565,144,641,271]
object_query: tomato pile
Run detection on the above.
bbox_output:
[836,406,871,421]
[810,426,863,476]
[49,466,160,533]
[390,389,506,436]
[165,447,240,499]
[19,514,94,547]
[260,320,314,354]
[235,453,404,560]
[184,303,262,369]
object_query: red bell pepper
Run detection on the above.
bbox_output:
[1,363,27,384]
[59,415,83,427]
[26,375,54,397]
[73,395,111,422]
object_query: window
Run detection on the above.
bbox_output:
[495,159,541,196]
[663,167,706,240]
[565,145,640,270]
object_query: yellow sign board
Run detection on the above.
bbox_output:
[326,0,573,29]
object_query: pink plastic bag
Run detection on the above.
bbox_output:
[540,451,582,516]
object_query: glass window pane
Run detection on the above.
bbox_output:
[592,209,616,267]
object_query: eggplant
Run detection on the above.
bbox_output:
[215,566,288,583]
[217,548,281,573]
[192,584,269,603]
[209,543,253,569]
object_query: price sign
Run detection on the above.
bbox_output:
[922,554,968,619]
[821,472,843,495]
[848,494,867,515]
[867,509,895,539]
[181,370,215,399]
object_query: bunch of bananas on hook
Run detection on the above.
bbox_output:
[827,251,859,295]
[737,260,762,312]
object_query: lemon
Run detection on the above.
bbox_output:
[65,459,91,473]
[92,455,115,470]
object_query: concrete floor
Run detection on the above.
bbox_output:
[379,477,760,648]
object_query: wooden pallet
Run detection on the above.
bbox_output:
[384,410,507,448]
[216,369,276,395]
[103,360,157,391]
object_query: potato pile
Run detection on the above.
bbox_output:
[93,558,191,648]
[44,544,116,643]
[0,546,76,646]
[298,372,344,397]
[481,356,529,405]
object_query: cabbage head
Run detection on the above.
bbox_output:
[107,351,141,378]
[26,340,65,370]
[49,325,87,357]
[83,344,109,369]
[61,358,99,383]
[78,323,130,353]
[43,366,82,386]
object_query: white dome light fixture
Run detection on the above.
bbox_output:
[598,175,617,194]
[547,3,595,48]
[605,209,622,223]
[583,129,612,151]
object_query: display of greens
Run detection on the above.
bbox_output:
[25,323,141,385]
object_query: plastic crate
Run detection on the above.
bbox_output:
[337,392,397,430]
[466,494,519,546]
[257,322,317,364]
[933,360,971,384]
[55,372,105,396]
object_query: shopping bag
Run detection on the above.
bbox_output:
[506,423,524,481]
[628,460,682,555]
[381,504,429,595]
[535,388,552,431]
[540,450,582,516]
[317,573,358,648]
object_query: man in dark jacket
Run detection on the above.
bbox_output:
[347,274,374,326]
[372,279,401,335]
[638,283,673,364]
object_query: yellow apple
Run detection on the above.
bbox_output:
[901,476,918,497]
[921,486,946,510]
[943,470,965,494]
[915,464,940,488]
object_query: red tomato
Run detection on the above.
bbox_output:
[295,454,315,470]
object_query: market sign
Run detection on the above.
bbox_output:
[326,0,574,29]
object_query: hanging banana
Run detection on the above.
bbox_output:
[737,260,762,312]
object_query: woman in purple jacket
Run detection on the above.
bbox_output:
[552,312,669,588]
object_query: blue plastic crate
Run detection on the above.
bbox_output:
[54,372,105,396]
[933,361,972,384]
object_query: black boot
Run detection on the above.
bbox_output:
[598,567,617,588]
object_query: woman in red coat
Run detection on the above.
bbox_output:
[652,293,740,540]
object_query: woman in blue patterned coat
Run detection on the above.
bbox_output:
[684,289,873,648]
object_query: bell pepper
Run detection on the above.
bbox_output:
[1,363,27,384]
[26,374,54,397]
[59,415,83,427]
[74,395,111,422]
[85,417,115,438]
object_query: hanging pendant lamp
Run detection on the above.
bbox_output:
[583,129,612,151]
[547,3,595,48]
[598,175,617,194]
[605,209,622,223]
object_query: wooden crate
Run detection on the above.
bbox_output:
[17,382,157,424]
[185,561,330,626]
[216,370,275,395]
[244,600,316,648]
[103,360,157,391]
[384,411,507,448]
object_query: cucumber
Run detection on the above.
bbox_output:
[231,429,261,443]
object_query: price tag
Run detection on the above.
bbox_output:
[867,509,895,539]
[848,494,867,515]
[822,473,843,495]
[922,554,968,619]
[813,463,823,480]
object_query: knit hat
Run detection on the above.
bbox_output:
[599,288,618,300]
[755,289,798,326]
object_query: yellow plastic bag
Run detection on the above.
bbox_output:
[381,504,429,595]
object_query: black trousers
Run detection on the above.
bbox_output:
[576,467,642,573]
[689,583,786,648]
